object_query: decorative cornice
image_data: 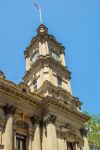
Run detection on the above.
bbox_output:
[24,25,65,58]
[23,55,71,81]
[3,104,16,115]
[0,79,42,107]
[41,96,90,122]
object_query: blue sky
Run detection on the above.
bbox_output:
[0,0,100,115]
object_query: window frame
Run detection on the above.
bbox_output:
[31,50,39,64]
[16,133,27,150]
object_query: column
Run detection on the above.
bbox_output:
[83,137,89,150]
[57,138,67,150]
[42,127,47,150]
[28,128,33,150]
[0,125,4,149]
[73,142,76,150]
[80,128,89,150]
[31,115,41,150]
[45,114,58,150]
[14,130,17,150]
[65,141,68,150]
[76,143,81,150]
[3,105,16,150]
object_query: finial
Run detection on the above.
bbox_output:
[36,24,48,35]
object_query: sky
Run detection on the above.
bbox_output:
[0,0,100,115]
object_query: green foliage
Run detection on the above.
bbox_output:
[85,113,100,150]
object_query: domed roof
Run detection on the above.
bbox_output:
[0,70,5,79]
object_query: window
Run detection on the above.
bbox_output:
[31,52,39,64]
[16,134,26,150]
[57,77,62,86]
[33,79,37,90]
[52,52,59,60]
[50,50,59,61]
[67,142,73,150]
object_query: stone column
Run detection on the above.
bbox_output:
[28,128,33,150]
[65,141,68,150]
[42,127,47,150]
[4,105,16,150]
[0,125,4,149]
[57,138,67,150]
[83,137,89,150]
[31,115,41,150]
[13,130,17,150]
[45,114,58,150]
[80,128,89,150]
[73,142,79,150]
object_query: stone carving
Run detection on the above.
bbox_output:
[80,128,88,136]
[3,104,16,115]
[31,115,41,125]
[44,114,56,125]
[66,123,72,129]
[16,120,28,129]
[49,114,56,123]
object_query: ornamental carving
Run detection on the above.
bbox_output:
[36,34,49,43]
[44,114,56,125]
[31,115,41,125]
[80,128,88,137]
[3,104,16,115]
[16,120,28,129]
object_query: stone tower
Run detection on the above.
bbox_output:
[0,24,90,150]
[24,24,72,96]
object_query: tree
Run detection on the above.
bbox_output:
[84,113,100,150]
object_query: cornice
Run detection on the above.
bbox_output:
[41,95,90,122]
[23,55,71,81]
[24,25,65,58]
[0,79,42,107]
[36,80,71,96]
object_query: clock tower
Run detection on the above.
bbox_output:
[24,24,72,99]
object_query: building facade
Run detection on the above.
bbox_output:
[0,24,90,150]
